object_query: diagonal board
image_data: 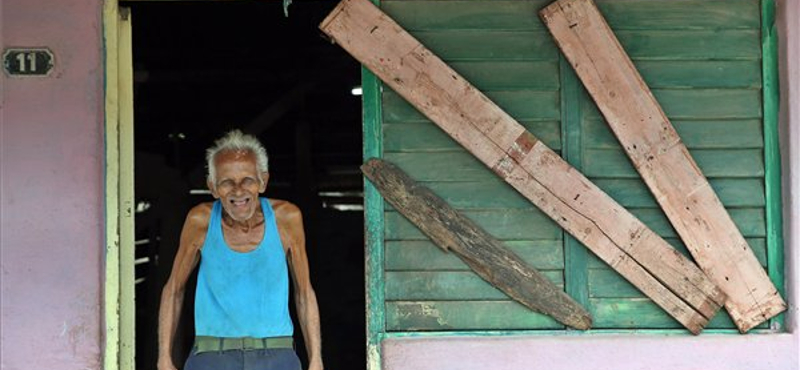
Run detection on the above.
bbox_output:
[361,158,593,330]
[540,0,785,333]
[321,0,725,334]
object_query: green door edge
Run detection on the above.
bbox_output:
[762,0,785,331]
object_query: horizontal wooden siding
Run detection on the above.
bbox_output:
[378,0,769,332]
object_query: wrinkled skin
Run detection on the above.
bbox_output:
[157,149,323,370]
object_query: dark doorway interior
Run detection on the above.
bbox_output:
[125,2,365,369]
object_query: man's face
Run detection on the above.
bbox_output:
[208,149,268,222]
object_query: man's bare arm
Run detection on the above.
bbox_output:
[276,201,323,370]
[157,204,210,370]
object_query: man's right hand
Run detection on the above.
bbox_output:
[157,359,178,370]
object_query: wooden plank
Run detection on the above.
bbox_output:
[412,30,558,61]
[589,298,766,330]
[381,0,759,31]
[385,208,561,241]
[445,61,560,90]
[385,121,562,151]
[633,61,761,89]
[541,0,785,332]
[592,178,766,208]
[583,148,764,178]
[596,0,760,30]
[382,0,552,31]
[407,29,759,62]
[584,119,764,149]
[362,159,592,329]
[384,89,561,123]
[628,208,766,238]
[587,237,768,268]
[582,89,763,120]
[385,181,548,210]
[322,0,725,334]
[385,240,564,271]
[385,270,563,300]
[386,301,563,331]
[613,30,760,60]
[384,152,496,182]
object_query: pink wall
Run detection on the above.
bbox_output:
[0,0,796,369]
[0,0,105,368]
[383,0,800,369]
[778,0,799,335]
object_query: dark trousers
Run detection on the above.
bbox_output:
[185,348,301,370]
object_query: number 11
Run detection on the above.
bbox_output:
[15,52,37,72]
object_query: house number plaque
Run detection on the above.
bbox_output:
[3,48,55,76]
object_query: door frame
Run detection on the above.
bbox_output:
[104,1,135,369]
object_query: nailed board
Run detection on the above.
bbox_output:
[540,0,785,332]
[362,159,592,329]
[321,0,725,334]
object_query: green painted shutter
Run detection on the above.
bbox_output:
[366,0,781,334]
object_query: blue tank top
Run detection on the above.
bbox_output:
[194,198,294,338]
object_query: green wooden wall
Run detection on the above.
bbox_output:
[369,0,779,334]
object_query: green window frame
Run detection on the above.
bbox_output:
[362,0,784,349]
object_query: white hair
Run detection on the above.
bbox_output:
[206,129,269,184]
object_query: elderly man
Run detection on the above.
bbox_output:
[158,130,323,370]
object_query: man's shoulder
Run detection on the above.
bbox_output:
[186,201,215,227]
[267,198,302,224]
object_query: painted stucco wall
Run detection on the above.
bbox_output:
[382,1,800,369]
[0,0,105,369]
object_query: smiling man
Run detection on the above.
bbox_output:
[158,130,323,370]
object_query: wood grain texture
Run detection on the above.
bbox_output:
[540,0,785,332]
[362,158,592,330]
[321,0,725,334]
[386,301,563,331]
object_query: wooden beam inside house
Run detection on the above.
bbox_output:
[540,0,786,333]
[321,0,726,334]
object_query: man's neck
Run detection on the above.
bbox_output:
[221,210,265,233]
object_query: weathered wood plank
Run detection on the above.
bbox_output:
[362,159,592,329]
[629,208,766,238]
[541,0,785,332]
[385,120,562,151]
[383,152,495,182]
[582,89,763,120]
[584,119,764,149]
[386,240,564,271]
[633,61,761,89]
[597,0,760,30]
[587,237,768,268]
[407,29,759,62]
[583,149,764,178]
[445,61,561,90]
[613,30,760,60]
[386,179,765,210]
[382,0,760,31]
[385,270,563,300]
[382,0,552,31]
[384,89,561,123]
[414,30,559,61]
[385,180,548,210]
[386,301,563,331]
[592,178,766,208]
[590,298,767,330]
[322,0,725,334]
[385,208,561,241]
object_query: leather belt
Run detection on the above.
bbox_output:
[194,336,294,353]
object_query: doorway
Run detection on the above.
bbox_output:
[124,2,365,369]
